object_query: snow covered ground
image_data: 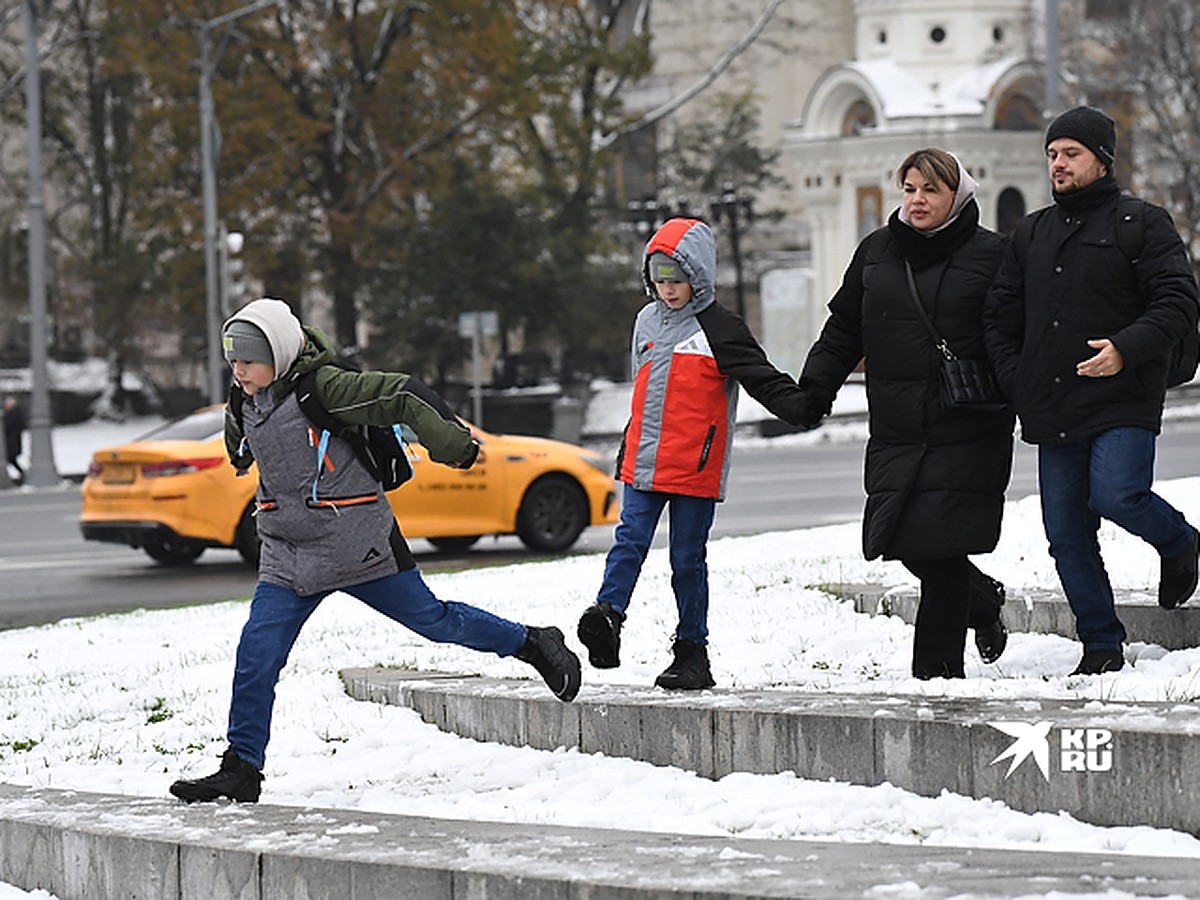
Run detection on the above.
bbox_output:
[2,392,1200,899]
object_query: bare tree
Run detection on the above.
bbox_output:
[1063,0,1200,258]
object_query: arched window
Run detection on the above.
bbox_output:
[997,187,1026,236]
[994,94,1041,131]
[841,100,877,136]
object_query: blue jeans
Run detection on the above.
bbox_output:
[596,484,717,644]
[1038,427,1193,651]
[227,568,526,769]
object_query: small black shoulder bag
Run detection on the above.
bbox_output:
[904,261,1008,411]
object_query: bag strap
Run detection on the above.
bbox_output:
[1116,192,1146,263]
[903,261,956,360]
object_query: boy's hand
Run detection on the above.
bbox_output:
[449,439,481,470]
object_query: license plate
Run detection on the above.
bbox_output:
[102,464,137,484]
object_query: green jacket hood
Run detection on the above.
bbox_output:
[272,325,337,399]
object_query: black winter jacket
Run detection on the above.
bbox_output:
[983,176,1199,444]
[800,202,1014,561]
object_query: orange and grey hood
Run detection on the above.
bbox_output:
[641,218,717,313]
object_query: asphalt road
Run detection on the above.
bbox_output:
[0,411,1197,630]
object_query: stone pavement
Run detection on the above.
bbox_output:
[852,585,1200,651]
[340,666,1200,834]
[2,773,1200,899]
[2,586,1199,897]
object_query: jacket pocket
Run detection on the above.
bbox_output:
[696,425,716,472]
[305,493,381,510]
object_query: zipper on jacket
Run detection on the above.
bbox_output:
[697,425,716,472]
[305,493,380,512]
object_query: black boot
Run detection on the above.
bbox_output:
[970,574,1008,664]
[170,748,263,803]
[1159,527,1200,609]
[1070,648,1125,676]
[577,602,623,668]
[654,639,715,691]
[516,626,581,701]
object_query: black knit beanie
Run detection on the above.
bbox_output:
[1044,106,1116,168]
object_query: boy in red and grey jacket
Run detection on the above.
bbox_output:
[577,218,812,689]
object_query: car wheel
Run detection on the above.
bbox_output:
[234,504,261,568]
[143,537,205,566]
[516,475,588,552]
[426,535,482,554]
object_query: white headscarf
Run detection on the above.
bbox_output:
[223,298,305,375]
[897,152,979,236]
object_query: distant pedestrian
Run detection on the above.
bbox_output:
[3,396,26,485]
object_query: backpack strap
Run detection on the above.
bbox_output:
[226,382,252,465]
[294,369,341,435]
[294,369,343,505]
[1115,193,1147,263]
[293,365,413,491]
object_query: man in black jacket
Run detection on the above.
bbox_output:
[985,106,1200,676]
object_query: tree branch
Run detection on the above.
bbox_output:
[595,0,786,149]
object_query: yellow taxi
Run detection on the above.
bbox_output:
[80,405,618,566]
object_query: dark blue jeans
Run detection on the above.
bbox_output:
[1038,427,1193,651]
[227,568,526,769]
[596,484,717,645]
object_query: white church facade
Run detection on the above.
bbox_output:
[765,0,1051,374]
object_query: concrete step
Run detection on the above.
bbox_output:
[846,584,1200,651]
[2,782,1200,899]
[341,668,1200,836]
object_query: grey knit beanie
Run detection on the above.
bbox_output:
[222,320,273,365]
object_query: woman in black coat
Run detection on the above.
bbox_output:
[797,147,1014,679]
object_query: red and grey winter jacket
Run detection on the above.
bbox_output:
[616,218,807,501]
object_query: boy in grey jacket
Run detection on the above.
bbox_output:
[170,298,580,803]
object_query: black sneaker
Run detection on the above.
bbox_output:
[577,603,623,669]
[1070,648,1125,676]
[1159,527,1200,609]
[169,748,263,803]
[654,639,715,691]
[516,626,581,701]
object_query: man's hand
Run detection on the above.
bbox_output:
[1077,338,1125,378]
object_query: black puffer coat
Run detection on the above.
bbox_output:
[983,176,1199,444]
[800,202,1014,561]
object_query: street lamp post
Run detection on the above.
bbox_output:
[710,182,753,320]
[200,0,280,404]
[22,0,58,486]
[624,196,662,245]
[624,195,699,245]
